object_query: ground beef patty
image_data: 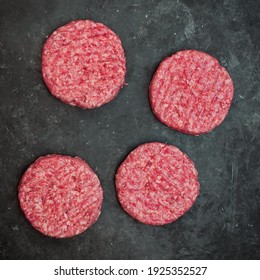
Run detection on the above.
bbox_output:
[42,20,126,109]
[18,155,103,238]
[149,50,234,135]
[115,142,199,225]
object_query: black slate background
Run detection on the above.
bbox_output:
[0,0,259,260]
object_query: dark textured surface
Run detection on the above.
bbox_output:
[0,0,259,260]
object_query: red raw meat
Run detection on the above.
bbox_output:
[115,142,200,225]
[42,20,126,109]
[149,50,234,135]
[18,155,103,238]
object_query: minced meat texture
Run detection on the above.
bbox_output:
[149,50,234,135]
[18,154,103,238]
[42,20,126,109]
[115,142,199,225]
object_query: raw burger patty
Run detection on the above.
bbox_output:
[42,20,126,109]
[149,50,234,135]
[115,142,199,225]
[18,155,103,238]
